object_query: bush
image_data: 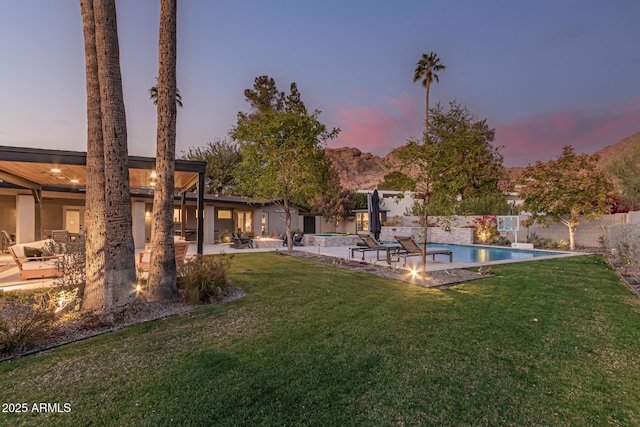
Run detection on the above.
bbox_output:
[457,195,517,215]
[43,236,86,293]
[473,215,499,243]
[0,299,53,355]
[178,255,231,303]
[602,224,640,282]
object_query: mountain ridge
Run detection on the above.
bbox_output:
[325,130,640,190]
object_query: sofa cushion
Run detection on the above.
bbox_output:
[20,259,59,271]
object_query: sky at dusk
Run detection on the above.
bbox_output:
[0,0,638,167]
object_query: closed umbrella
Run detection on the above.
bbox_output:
[369,189,381,241]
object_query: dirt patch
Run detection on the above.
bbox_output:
[281,250,491,288]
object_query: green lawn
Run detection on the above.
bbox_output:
[1,253,639,426]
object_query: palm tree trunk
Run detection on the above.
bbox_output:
[80,0,106,310]
[148,0,178,301]
[93,0,137,309]
[422,84,431,277]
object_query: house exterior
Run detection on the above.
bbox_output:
[0,145,312,251]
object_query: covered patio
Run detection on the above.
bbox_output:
[0,145,207,253]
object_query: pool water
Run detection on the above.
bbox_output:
[381,242,560,263]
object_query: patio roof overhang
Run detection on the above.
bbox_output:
[0,145,207,254]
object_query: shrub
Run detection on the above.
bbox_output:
[0,299,53,355]
[178,255,231,303]
[457,195,517,215]
[555,240,570,250]
[43,236,86,294]
[473,215,499,243]
[602,224,640,282]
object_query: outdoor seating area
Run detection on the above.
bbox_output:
[1,230,15,253]
[283,231,304,247]
[7,239,63,281]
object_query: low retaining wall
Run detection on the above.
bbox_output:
[303,234,363,247]
[380,226,474,245]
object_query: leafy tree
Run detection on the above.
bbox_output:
[230,76,339,252]
[397,100,506,277]
[182,138,242,194]
[312,165,356,231]
[413,52,446,135]
[378,171,416,191]
[148,0,178,301]
[607,144,640,208]
[428,101,507,199]
[519,146,615,250]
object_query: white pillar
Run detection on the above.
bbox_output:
[132,202,146,249]
[16,195,35,244]
[204,206,215,244]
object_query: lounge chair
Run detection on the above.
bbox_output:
[350,232,400,263]
[282,232,304,247]
[138,237,191,272]
[231,232,253,249]
[391,235,453,266]
[8,239,64,281]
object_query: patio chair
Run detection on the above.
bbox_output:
[1,230,15,252]
[392,235,453,266]
[231,232,253,249]
[292,232,305,246]
[138,238,191,272]
[51,229,70,243]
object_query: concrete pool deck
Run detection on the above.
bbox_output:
[0,243,580,291]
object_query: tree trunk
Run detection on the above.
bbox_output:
[568,224,576,251]
[80,0,106,310]
[93,0,137,309]
[425,84,430,137]
[148,0,177,301]
[284,198,292,253]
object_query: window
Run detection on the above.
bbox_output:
[173,208,181,223]
[217,209,232,219]
[356,212,369,232]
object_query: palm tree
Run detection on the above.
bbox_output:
[413,52,446,139]
[93,0,137,309]
[413,51,445,280]
[147,0,178,301]
[80,0,106,310]
[149,79,183,107]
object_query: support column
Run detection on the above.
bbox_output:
[196,173,204,255]
[204,206,215,244]
[132,202,146,249]
[16,195,35,244]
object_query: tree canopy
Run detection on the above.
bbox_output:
[182,138,242,195]
[229,76,339,251]
[519,145,615,250]
[607,144,640,208]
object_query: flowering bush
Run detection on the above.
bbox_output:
[473,215,499,243]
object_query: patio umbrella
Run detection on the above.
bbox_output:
[369,189,381,241]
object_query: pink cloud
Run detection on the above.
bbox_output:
[495,98,640,167]
[329,96,422,155]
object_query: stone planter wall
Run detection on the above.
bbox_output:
[380,226,474,245]
[303,234,363,247]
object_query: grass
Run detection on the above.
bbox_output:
[1,253,639,426]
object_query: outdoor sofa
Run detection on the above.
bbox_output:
[8,239,64,281]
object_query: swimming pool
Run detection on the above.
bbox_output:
[382,242,561,263]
